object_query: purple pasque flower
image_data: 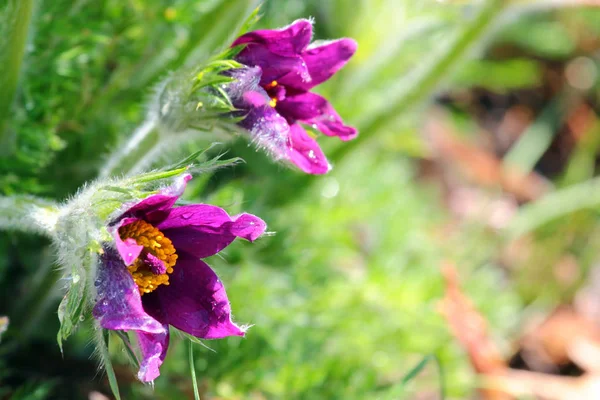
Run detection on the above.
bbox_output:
[92,174,266,382]
[230,19,358,175]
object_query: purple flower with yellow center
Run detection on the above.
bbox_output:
[92,175,266,381]
[229,19,358,175]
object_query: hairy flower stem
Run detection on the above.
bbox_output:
[0,195,60,237]
[99,116,160,178]
[0,0,35,155]
[331,0,506,162]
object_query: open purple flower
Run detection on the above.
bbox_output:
[229,19,358,174]
[92,174,266,381]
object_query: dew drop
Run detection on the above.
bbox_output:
[181,213,193,220]
[307,150,315,160]
[72,274,80,283]
[79,315,85,322]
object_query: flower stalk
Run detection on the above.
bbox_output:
[100,59,243,179]
[0,195,60,237]
[100,116,161,179]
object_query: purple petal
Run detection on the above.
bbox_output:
[115,175,190,225]
[243,91,269,108]
[92,249,164,334]
[232,19,312,56]
[226,67,266,107]
[277,92,358,140]
[110,218,143,266]
[147,255,245,339]
[287,123,331,175]
[229,213,267,242]
[240,103,291,163]
[236,44,311,87]
[118,194,178,225]
[298,38,357,91]
[156,204,266,258]
[136,327,170,382]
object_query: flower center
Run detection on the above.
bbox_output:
[119,220,178,295]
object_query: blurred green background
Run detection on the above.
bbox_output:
[1,0,600,398]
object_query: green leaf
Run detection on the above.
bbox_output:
[236,4,262,37]
[129,167,190,185]
[56,252,91,352]
[101,330,122,400]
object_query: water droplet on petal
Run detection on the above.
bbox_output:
[181,213,193,220]
[308,150,315,160]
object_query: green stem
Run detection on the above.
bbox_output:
[0,0,35,154]
[189,341,201,400]
[330,0,505,161]
[0,195,60,237]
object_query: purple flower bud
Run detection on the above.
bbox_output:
[228,19,358,174]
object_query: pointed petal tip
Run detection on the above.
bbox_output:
[337,126,359,142]
[290,18,314,33]
[137,363,160,383]
[136,328,169,382]
[203,319,246,339]
[287,124,331,175]
[341,38,358,55]
[231,213,267,242]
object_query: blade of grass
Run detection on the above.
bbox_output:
[381,354,446,399]
[99,329,122,400]
[506,176,600,239]
[503,95,567,174]
[0,0,35,155]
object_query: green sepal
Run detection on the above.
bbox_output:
[56,250,95,353]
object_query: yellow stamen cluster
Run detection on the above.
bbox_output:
[119,220,178,295]
[265,80,278,108]
[265,80,278,90]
